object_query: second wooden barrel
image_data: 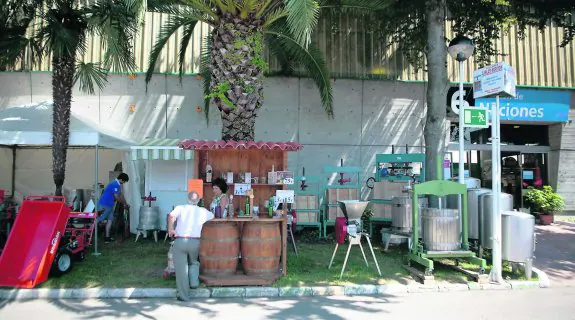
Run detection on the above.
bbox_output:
[241,221,281,275]
[199,221,240,276]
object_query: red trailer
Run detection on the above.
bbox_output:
[0,196,96,288]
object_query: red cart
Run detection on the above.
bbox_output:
[0,195,96,288]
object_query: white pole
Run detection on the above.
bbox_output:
[458,60,465,232]
[489,96,503,283]
[93,144,101,256]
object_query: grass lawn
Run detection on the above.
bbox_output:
[34,231,533,289]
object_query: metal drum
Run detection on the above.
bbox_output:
[391,197,428,233]
[422,208,461,251]
[502,211,535,262]
[446,178,481,209]
[138,206,161,230]
[479,192,513,249]
[450,177,481,189]
[65,189,94,211]
[467,188,491,240]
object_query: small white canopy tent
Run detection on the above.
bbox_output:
[0,101,136,254]
[128,139,194,233]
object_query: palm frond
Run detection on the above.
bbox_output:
[89,0,139,73]
[261,7,288,27]
[318,0,393,14]
[199,34,212,123]
[37,3,89,59]
[265,23,333,116]
[177,21,196,81]
[144,13,198,88]
[74,61,108,95]
[284,0,320,47]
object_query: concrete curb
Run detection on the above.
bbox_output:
[0,279,549,300]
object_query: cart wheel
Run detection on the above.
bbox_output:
[479,268,486,275]
[424,268,433,276]
[52,249,74,275]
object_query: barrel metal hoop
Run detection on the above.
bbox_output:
[201,237,240,243]
[241,237,281,242]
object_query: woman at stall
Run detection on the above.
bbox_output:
[210,177,230,218]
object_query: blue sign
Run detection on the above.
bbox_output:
[476,89,571,122]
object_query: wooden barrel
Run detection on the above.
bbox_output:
[199,221,239,276]
[241,221,281,275]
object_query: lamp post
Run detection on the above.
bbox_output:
[448,35,475,242]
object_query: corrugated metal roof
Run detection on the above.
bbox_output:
[11,12,575,88]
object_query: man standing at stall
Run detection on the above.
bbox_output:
[97,173,130,243]
[168,191,214,301]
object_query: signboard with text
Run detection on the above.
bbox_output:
[476,89,571,122]
[473,62,517,99]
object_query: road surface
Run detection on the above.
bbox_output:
[1,287,574,319]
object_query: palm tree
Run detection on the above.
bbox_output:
[0,0,37,71]
[7,0,144,195]
[146,0,391,141]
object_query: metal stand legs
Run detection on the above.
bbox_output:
[328,233,382,279]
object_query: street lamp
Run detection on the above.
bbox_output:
[448,35,475,244]
[448,35,474,184]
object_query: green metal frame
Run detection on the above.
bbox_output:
[369,153,426,237]
[375,153,426,182]
[290,175,322,238]
[321,165,362,239]
[408,180,487,273]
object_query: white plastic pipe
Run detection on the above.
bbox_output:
[489,96,503,284]
[458,60,465,233]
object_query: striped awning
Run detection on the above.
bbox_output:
[130,139,194,160]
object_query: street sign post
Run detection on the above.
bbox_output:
[462,107,488,128]
[469,62,516,285]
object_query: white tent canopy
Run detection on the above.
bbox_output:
[0,101,134,148]
[0,101,136,254]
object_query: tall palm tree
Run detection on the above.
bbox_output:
[146,0,391,141]
[9,0,144,196]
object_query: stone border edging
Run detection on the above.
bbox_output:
[0,269,551,300]
[0,281,547,300]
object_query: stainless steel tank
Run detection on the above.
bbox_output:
[422,208,461,251]
[502,211,535,262]
[467,188,491,240]
[479,192,514,249]
[138,206,161,230]
[65,189,93,211]
[450,177,481,189]
[446,178,482,209]
[391,196,428,233]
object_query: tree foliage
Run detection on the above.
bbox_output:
[371,0,575,70]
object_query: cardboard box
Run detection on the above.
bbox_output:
[373,181,407,199]
[294,195,318,210]
[371,203,392,219]
[326,188,359,204]
[296,211,318,223]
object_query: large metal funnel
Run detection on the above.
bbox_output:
[338,200,370,221]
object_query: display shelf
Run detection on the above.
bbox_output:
[195,149,288,212]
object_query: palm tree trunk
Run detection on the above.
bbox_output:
[210,13,265,141]
[52,55,75,196]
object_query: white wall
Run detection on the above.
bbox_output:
[0,73,427,200]
[7,148,122,201]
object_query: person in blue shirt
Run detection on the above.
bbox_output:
[97,173,130,243]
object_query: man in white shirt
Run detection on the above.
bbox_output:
[167,191,214,301]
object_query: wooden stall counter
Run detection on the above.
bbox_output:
[199,217,287,286]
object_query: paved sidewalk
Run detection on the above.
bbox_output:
[535,221,575,286]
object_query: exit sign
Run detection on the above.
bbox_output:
[462,107,489,128]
